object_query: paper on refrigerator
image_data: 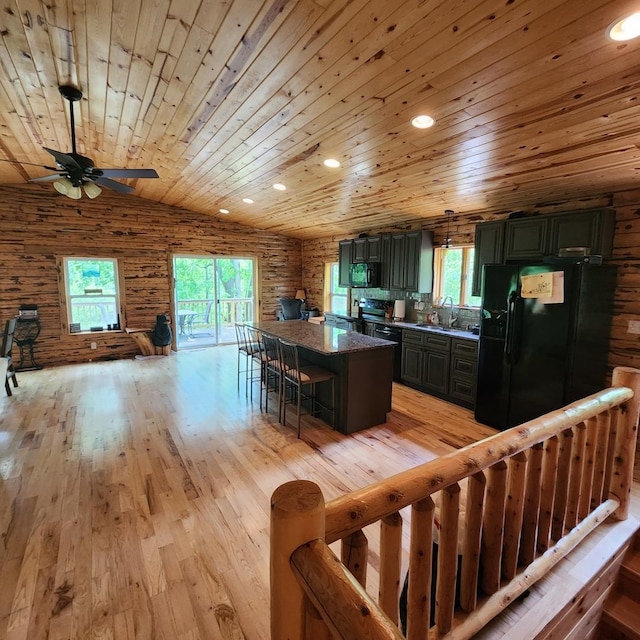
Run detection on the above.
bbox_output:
[520,271,564,303]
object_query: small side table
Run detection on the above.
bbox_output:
[14,317,42,370]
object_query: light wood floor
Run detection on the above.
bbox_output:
[0,346,637,639]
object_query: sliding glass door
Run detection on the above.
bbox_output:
[173,255,256,348]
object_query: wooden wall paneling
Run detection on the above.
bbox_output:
[0,185,301,367]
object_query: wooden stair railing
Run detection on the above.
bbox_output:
[270,367,640,640]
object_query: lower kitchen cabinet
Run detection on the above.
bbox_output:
[401,330,477,408]
[449,338,478,406]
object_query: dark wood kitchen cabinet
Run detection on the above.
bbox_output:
[338,239,352,287]
[379,234,391,289]
[402,329,477,407]
[353,236,382,262]
[472,221,505,296]
[503,216,549,261]
[448,338,478,407]
[390,231,433,292]
[547,209,615,257]
[473,208,616,296]
[423,344,450,395]
[401,342,423,387]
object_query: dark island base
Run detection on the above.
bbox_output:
[299,345,394,434]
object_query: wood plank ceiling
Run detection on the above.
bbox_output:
[1,0,640,239]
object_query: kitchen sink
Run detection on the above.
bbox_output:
[415,323,451,331]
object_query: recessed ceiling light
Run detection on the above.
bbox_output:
[273,183,286,191]
[219,208,229,214]
[323,158,341,168]
[607,12,640,40]
[242,197,254,204]
[411,115,436,129]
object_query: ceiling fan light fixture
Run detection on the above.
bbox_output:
[83,182,102,199]
[53,177,82,199]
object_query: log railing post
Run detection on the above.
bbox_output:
[407,497,435,640]
[379,512,403,624]
[271,480,326,640]
[341,530,368,588]
[609,367,640,520]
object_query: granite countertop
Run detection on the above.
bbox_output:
[320,312,479,341]
[251,320,396,355]
[392,321,480,341]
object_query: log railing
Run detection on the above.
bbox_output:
[270,367,640,640]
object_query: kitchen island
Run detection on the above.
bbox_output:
[250,320,395,434]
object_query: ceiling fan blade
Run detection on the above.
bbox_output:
[99,168,159,179]
[93,176,135,194]
[29,173,64,183]
[43,147,82,170]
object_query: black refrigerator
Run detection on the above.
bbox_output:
[475,263,616,430]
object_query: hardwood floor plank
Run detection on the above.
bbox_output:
[0,346,637,639]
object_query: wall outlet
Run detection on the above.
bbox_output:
[628,320,640,334]
[90,341,97,349]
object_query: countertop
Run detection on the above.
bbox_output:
[325,312,479,341]
[392,321,480,341]
[250,320,397,355]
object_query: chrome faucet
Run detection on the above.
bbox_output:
[440,296,457,328]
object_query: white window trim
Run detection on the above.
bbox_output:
[59,256,125,333]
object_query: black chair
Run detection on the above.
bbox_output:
[278,338,336,438]
[234,323,260,397]
[2,318,18,396]
[261,334,283,419]
[277,298,303,321]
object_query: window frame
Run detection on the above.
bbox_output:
[432,245,480,308]
[324,262,348,314]
[59,256,126,333]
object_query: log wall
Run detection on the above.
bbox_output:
[0,184,301,367]
[3,183,639,374]
[301,189,640,374]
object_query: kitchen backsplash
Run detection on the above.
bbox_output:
[350,289,481,329]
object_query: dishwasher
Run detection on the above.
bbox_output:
[372,324,403,382]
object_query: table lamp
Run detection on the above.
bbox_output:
[295,289,306,311]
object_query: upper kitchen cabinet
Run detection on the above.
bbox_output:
[379,235,392,289]
[503,216,549,261]
[472,221,505,296]
[353,236,383,262]
[548,209,616,258]
[473,208,616,295]
[390,231,434,292]
[338,239,353,288]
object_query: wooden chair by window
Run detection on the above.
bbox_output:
[2,317,18,396]
[278,339,336,438]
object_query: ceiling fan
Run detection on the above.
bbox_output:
[27,85,159,199]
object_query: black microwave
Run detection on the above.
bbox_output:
[349,262,381,288]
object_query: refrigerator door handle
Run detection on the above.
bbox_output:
[505,291,517,358]
[510,295,523,364]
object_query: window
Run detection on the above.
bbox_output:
[432,246,481,307]
[324,262,348,313]
[63,257,121,331]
